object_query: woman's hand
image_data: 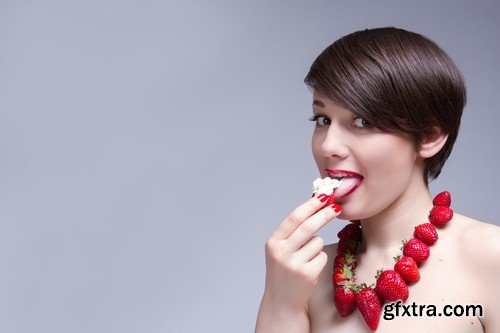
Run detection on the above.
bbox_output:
[262,196,341,313]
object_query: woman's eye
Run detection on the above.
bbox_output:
[308,115,330,126]
[352,117,372,128]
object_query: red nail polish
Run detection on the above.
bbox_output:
[332,204,342,213]
[317,193,328,202]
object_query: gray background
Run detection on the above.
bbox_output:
[0,1,498,332]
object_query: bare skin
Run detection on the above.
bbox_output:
[308,214,500,333]
[256,194,500,332]
[256,92,500,332]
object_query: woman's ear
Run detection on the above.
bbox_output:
[418,125,449,158]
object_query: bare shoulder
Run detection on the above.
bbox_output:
[452,213,500,331]
[453,213,500,262]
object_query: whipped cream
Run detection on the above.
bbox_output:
[312,177,341,196]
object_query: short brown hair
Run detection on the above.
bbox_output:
[304,27,467,184]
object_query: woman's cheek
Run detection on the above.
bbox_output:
[369,134,415,174]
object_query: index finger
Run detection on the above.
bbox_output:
[270,195,332,240]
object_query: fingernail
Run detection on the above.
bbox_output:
[317,193,328,202]
[332,204,342,213]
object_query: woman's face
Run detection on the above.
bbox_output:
[311,92,419,220]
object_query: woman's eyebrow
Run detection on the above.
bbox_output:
[312,100,325,108]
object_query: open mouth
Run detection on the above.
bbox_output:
[326,169,364,199]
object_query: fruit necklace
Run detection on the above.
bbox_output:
[318,191,454,331]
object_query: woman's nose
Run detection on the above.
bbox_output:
[321,126,349,159]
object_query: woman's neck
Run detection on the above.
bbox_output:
[358,171,433,253]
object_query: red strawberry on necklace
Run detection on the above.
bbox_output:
[432,190,451,207]
[414,223,438,245]
[337,223,362,240]
[375,269,409,302]
[333,280,357,317]
[429,206,454,227]
[394,255,420,283]
[402,238,430,266]
[332,265,354,288]
[337,237,358,255]
[334,253,356,270]
[328,190,454,331]
[356,285,382,331]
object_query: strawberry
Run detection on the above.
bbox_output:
[356,285,381,331]
[402,238,430,266]
[433,191,451,207]
[333,282,356,317]
[337,223,362,240]
[414,223,438,245]
[394,256,420,283]
[375,269,409,302]
[429,206,453,227]
[337,237,358,255]
[332,265,354,288]
[334,253,356,269]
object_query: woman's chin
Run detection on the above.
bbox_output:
[334,201,366,221]
[335,210,358,221]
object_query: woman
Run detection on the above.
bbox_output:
[255,27,500,332]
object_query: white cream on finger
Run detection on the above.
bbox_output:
[312,177,341,196]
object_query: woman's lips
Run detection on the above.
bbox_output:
[325,168,363,178]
